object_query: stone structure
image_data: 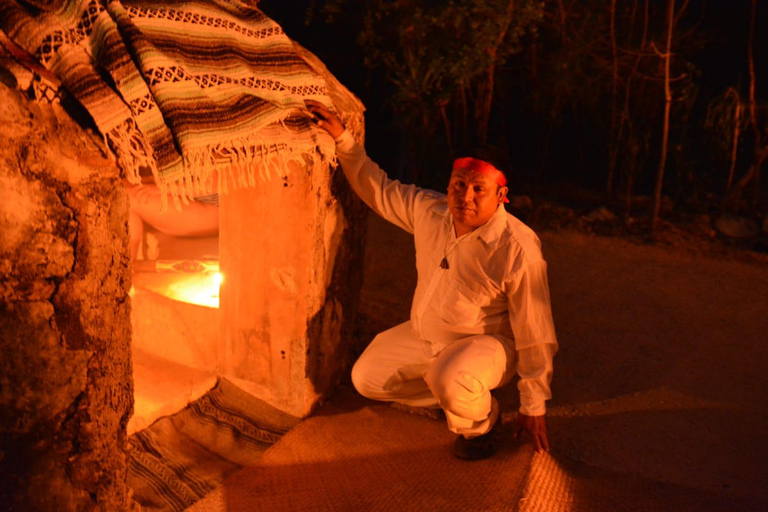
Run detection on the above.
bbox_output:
[0,84,134,510]
[219,43,367,417]
[0,40,366,510]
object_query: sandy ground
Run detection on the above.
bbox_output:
[354,212,768,504]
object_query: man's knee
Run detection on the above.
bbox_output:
[350,354,376,399]
[426,366,487,408]
[424,337,503,418]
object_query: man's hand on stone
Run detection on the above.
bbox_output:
[304,100,345,139]
[514,412,550,453]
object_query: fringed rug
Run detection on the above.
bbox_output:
[189,387,764,512]
[128,378,300,512]
[0,0,345,203]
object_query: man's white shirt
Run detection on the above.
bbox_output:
[335,130,558,416]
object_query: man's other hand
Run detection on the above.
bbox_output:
[514,413,550,453]
[304,100,345,139]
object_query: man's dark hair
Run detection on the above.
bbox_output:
[453,144,510,182]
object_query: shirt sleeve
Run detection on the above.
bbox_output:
[334,129,422,234]
[505,259,558,350]
[517,342,556,416]
[504,258,559,415]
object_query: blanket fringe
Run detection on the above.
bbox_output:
[175,119,338,204]
[2,1,359,211]
[105,117,158,185]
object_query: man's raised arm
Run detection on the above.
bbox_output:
[305,100,426,234]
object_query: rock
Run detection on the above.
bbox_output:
[763,216,768,235]
[715,214,759,239]
[627,195,675,214]
[536,202,576,218]
[507,195,533,210]
[0,83,133,511]
[218,43,368,419]
[532,202,577,228]
[690,214,711,229]
[583,206,618,223]
[689,214,716,237]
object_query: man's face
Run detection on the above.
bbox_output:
[447,168,507,235]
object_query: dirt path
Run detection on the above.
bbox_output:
[356,213,768,504]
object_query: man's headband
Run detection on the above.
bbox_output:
[452,157,509,202]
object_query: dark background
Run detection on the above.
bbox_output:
[260,1,767,223]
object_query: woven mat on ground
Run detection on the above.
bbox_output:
[190,388,762,512]
[128,378,300,512]
[0,0,337,200]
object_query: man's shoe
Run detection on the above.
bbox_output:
[453,420,502,460]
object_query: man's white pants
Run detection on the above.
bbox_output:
[351,321,516,438]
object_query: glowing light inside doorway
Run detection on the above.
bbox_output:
[133,259,222,308]
[164,271,221,308]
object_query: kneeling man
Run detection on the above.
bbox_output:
[307,100,557,460]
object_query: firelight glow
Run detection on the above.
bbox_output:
[164,271,222,309]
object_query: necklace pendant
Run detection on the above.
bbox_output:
[439,257,449,270]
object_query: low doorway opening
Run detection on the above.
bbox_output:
[128,227,221,435]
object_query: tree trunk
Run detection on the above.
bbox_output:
[459,84,469,147]
[725,0,765,208]
[650,0,675,237]
[731,148,768,201]
[726,100,741,193]
[439,102,452,150]
[748,0,761,208]
[606,0,619,197]
[624,136,639,226]
[475,64,495,144]
[615,0,648,207]
[473,0,516,145]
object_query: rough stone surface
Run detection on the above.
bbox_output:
[219,45,367,417]
[219,155,367,418]
[0,84,133,511]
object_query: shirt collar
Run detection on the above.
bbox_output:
[444,204,507,247]
[476,205,507,248]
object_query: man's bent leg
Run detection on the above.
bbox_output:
[424,335,514,438]
[351,322,438,408]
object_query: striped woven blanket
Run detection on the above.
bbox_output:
[0,0,337,202]
[128,378,301,511]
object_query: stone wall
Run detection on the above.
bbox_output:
[219,44,368,417]
[0,84,133,511]
[0,38,368,507]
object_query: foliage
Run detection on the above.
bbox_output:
[704,88,745,188]
[304,0,765,217]
[355,0,542,134]
[312,0,543,179]
[526,1,719,213]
